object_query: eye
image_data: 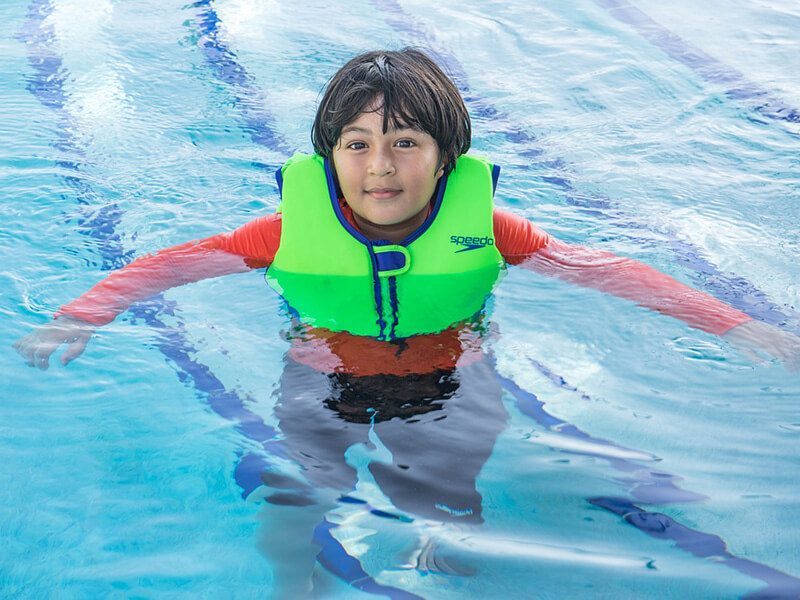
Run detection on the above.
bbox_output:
[395,139,416,148]
[346,141,367,150]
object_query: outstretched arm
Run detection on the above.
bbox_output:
[494,209,799,370]
[520,236,751,335]
[14,214,282,369]
[722,319,800,372]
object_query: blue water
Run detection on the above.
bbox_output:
[2,0,799,597]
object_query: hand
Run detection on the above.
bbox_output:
[13,316,95,370]
[723,319,800,373]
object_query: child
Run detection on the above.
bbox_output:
[15,48,800,373]
[14,48,800,593]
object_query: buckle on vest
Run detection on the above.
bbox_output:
[373,245,410,277]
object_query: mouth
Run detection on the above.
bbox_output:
[366,188,402,200]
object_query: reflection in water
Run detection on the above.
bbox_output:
[324,368,458,424]
[273,356,507,524]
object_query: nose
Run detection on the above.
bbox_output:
[367,148,395,177]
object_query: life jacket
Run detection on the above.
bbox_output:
[266,153,504,339]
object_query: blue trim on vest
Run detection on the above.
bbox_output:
[321,157,450,250]
[375,250,407,273]
[281,298,301,321]
[323,158,388,338]
[324,158,370,244]
[388,276,399,340]
[491,164,500,196]
[400,174,448,246]
[275,167,284,199]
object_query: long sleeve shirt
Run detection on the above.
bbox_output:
[56,204,751,375]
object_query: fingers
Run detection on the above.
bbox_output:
[61,336,89,366]
[776,334,800,373]
[32,339,60,370]
[14,321,94,370]
[12,335,48,370]
[762,329,800,373]
[19,344,51,370]
[725,320,800,373]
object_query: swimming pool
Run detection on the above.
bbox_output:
[2,0,799,597]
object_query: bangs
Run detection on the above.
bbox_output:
[312,49,471,174]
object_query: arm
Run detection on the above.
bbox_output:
[14,214,282,369]
[521,236,751,335]
[494,209,799,369]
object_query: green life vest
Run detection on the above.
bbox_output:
[266,153,504,339]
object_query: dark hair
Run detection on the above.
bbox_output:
[312,48,471,175]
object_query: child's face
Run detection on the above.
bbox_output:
[332,107,444,230]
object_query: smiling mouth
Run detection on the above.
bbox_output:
[366,188,402,199]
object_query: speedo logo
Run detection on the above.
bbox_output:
[450,234,494,253]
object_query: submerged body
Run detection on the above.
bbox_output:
[13,47,800,599]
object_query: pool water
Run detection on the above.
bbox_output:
[2,0,799,597]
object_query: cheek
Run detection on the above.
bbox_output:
[332,159,356,192]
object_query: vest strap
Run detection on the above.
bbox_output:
[268,153,504,338]
[373,245,410,277]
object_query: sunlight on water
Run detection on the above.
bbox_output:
[1,0,799,597]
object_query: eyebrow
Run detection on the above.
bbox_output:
[340,126,371,135]
[340,124,419,136]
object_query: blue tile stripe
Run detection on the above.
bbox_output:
[19,0,799,594]
[370,0,800,338]
[593,0,800,125]
[370,2,800,593]
[18,2,380,596]
[589,496,800,594]
[20,0,290,492]
[189,0,293,154]
[494,360,800,595]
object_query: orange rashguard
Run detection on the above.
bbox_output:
[56,206,751,375]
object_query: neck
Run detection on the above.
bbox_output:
[352,204,430,244]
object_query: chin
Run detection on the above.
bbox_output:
[369,214,403,226]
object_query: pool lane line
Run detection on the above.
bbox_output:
[371,0,800,340]
[190,0,800,591]
[19,1,415,596]
[313,518,424,600]
[188,0,293,155]
[17,4,380,597]
[19,0,305,475]
[495,365,705,506]
[19,0,296,480]
[495,367,800,596]
[588,497,800,598]
[17,0,135,272]
[18,0,286,495]
[592,0,800,126]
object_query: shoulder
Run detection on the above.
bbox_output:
[492,208,551,263]
[206,212,282,265]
